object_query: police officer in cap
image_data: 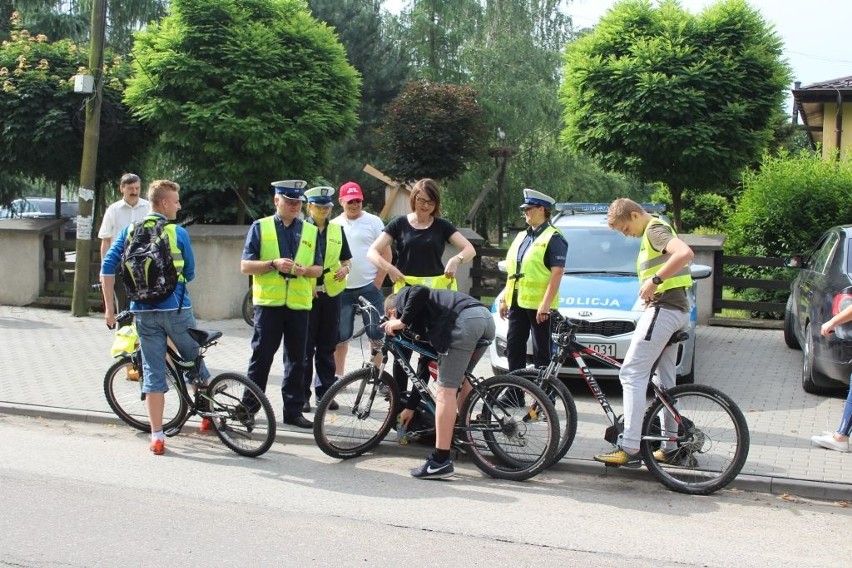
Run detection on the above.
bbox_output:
[302,186,352,412]
[240,180,324,428]
[499,188,567,380]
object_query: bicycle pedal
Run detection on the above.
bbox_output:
[163,426,181,437]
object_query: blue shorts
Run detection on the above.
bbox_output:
[135,309,210,393]
[338,284,385,343]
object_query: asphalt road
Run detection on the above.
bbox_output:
[1,414,848,568]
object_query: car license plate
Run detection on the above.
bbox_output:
[582,342,616,357]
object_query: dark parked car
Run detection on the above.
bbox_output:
[1,197,77,239]
[784,225,852,394]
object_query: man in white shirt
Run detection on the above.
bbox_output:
[332,181,391,377]
[99,173,149,259]
[98,173,149,311]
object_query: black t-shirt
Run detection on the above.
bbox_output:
[384,215,458,276]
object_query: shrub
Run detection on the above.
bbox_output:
[725,151,852,316]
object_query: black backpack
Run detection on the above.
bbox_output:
[120,218,179,304]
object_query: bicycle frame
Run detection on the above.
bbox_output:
[545,311,688,446]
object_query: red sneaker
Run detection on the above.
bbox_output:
[149,439,165,455]
[199,418,214,433]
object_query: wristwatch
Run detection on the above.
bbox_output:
[652,275,664,285]
[268,260,276,272]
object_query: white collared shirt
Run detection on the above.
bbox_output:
[98,198,150,240]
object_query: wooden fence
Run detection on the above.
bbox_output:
[711,254,792,316]
[40,237,103,308]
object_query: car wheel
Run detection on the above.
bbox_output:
[802,323,830,395]
[677,343,695,385]
[783,296,801,350]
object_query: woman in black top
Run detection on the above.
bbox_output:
[368,178,477,392]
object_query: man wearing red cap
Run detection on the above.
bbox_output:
[332,181,390,376]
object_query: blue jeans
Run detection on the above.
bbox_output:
[135,309,210,393]
[338,284,385,342]
[839,379,852,436]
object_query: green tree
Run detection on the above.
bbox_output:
[0,23,147,195]
[400,0,480,82]
[9,1,168,52]
[560,0,791,230]
[124,0,361,224]
[307,0,409,190]
[380,80,486,181]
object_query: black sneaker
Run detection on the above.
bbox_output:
[410,456,455,479]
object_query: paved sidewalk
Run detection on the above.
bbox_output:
[1,305,851,500]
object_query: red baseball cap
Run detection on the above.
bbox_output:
[339,181,364,203]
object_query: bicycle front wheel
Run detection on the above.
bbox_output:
[313,367,399,459]
[509,369,578,466]
[206,373,276,457]
[640,384,750,495]
[460,375,559,481]
[103,355,188,432]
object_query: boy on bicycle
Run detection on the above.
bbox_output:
[382,285,495,479]
[595,198,694,467]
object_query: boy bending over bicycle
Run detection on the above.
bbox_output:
[595,198,694,468]
[382,286,495,479]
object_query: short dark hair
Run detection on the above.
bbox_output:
[120,173,141,187]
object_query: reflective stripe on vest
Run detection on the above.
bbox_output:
[315,222,346,297]
[505,225,559,310]
[392,274,458,293]
[638,218,692,292]
[253,217,317,309]
[127,215,186,282]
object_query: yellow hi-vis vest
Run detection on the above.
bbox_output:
[312,221,346,297]
[505,224,559,310]
[638,218,692,292]
[392,273,458,293]
[253,216,317,309]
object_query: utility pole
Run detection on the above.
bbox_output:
[71,0,107,316]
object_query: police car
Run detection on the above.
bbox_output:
[488,203,711,383]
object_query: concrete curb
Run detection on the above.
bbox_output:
[4,401,851,502]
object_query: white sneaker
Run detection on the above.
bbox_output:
[810,432,850,452]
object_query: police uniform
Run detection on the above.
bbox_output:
[302,186,352,409]
[242,180,322,426]
[504,189,568,372]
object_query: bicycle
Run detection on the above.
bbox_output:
[103,311,277,457]
[513,310,749,495]
[312,297,560,481]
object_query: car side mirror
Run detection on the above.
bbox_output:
[785,255,804,268]
[690,264,712,280]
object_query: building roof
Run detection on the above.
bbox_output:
[791,75,852,150]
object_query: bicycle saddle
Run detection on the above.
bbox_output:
[188,328,223,347]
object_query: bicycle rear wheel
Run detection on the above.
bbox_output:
[313,367,399,459]
[206,372,276,457]
[242,290,254,327]
[103,355,188,432]
[509,369,577,466]
[459,375,559,481]
[640,384,750,495]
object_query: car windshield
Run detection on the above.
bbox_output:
[558,226,638,274]
[60,201,77,217]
